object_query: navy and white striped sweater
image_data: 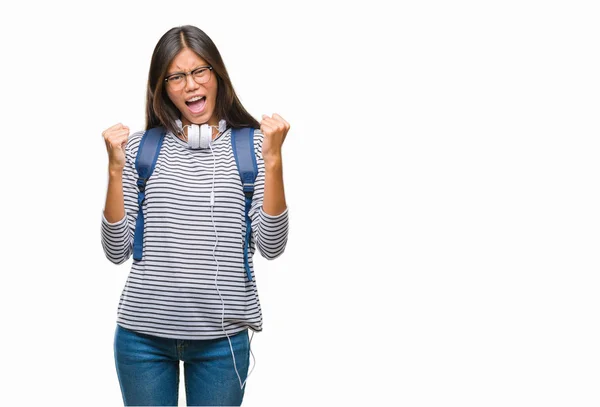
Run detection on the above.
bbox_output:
[101,127,289,340]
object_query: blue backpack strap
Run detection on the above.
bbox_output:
[133,127,166,261]
[231,127,258,282]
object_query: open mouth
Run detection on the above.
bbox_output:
[185,96,206,113]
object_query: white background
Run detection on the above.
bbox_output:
[1,0,599,406]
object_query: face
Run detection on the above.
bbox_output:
[165,48,219,128]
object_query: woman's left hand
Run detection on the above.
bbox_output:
[260,113,290,162]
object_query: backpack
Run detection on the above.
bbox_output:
[132,126,258,282]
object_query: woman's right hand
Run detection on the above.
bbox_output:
[102,123,130,172]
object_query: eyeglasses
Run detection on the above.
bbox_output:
[164,66,213,90]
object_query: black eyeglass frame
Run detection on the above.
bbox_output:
[164,66,214,86]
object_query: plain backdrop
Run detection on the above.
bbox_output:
[1,0,599,406]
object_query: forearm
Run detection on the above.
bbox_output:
[262,156,287,216]
[104,168,126,223]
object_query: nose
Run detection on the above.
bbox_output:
[184,73,200,91]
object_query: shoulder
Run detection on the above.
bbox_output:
[230,127,263,151]
[129,130,145,143]
[229,127,264,161]
[252,128,264,157]
[125,130,145,157]
[252,128,264,143]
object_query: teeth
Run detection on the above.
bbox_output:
[187,96,205,102]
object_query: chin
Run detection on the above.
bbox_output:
[195,113,216,125]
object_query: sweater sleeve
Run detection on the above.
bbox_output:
[100,131,144,265]
[247,130,289,260]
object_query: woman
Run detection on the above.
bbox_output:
[101,25,290,406]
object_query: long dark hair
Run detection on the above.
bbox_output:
[145,25,260,136]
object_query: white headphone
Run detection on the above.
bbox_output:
[181,119,227,149]
[175,117,255,388]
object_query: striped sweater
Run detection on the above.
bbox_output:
[101,127,289,340]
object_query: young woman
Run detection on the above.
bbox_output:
[101,25,290,406]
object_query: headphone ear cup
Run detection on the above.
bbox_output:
[188,124,201,149]
[199,124,211,149]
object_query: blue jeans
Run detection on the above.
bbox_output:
[114,324,250,406]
